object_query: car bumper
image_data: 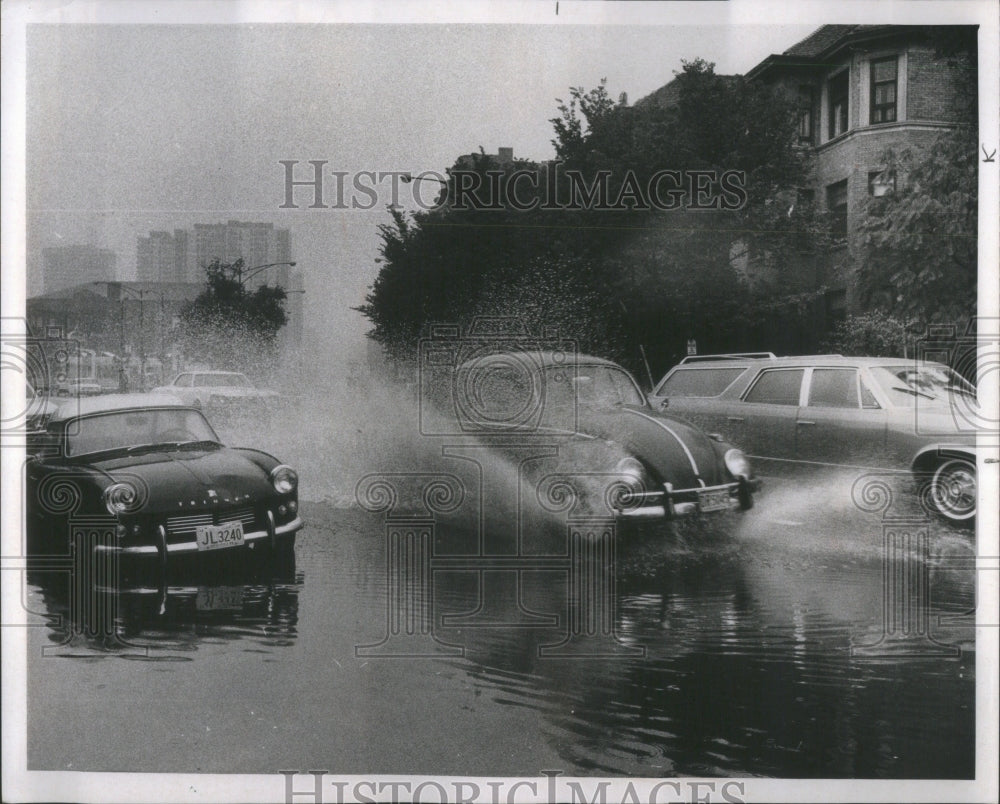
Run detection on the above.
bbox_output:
[617,478,759,519]
[94,515,303,556]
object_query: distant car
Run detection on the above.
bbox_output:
[26,394,302,578]
[56,377,104,397]
[151,370,279,414]
[445,351,760,521]
[649,353,979,524]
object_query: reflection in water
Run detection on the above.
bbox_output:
[27,503,975,778]
[28,552,302,658]
[424,517,976,778]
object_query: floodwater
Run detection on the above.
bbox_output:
[26,475,977,778]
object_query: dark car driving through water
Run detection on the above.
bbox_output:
[440,351,760,522]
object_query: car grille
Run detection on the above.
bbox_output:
[165,505,258,540]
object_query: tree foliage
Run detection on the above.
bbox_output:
[855,126,977,326]
[359,60,829,381]
[179,258,289,375]
[821,311,908,357]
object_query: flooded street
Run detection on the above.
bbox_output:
[26,474,976,778]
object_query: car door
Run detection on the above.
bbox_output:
[731,367,805,461]
[795,367,888,467]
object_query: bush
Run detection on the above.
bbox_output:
[821,312,907,357]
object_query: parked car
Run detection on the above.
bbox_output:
[56,377,104,397]
[648,353,979,524]
[447,351,760,521]
[151,370,279,415]
[26,394,302,580]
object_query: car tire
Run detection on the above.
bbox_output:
[922,458,976,527]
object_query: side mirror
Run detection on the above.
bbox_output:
[657,397,669,411]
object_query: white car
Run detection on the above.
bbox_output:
[152,371,279,413]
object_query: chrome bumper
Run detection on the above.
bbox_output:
[617,478,758,519]
[94,516,303,555]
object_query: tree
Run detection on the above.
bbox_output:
[359,61,824,379]
[179,258,288,374]
[855,126,977,326]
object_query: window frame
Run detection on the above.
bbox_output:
[653,365,749,399]
[797,84,815,144]
[826,178,849,240]
[741,367,807,406]
[827,69,849,139]
[869,55,898,125]
[804,367,863,409]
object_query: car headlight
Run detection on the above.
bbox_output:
[724,448,752,480]
[102,481,139,516]
[270,464,298,494]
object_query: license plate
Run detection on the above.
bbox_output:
[195,520,245,551]
[698,489,732,513]
[196,585,245,611]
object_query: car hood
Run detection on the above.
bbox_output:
[551,404,726,488]
[75,447,274,513]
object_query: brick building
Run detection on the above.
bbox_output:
[745,24,976,321]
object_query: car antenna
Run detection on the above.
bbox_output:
[638,344,654,389]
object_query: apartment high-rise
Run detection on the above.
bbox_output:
[136,230,192,283]
[136,221,293,286]
[193,220,293,288]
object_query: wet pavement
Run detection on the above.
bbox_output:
[26,473,976,778]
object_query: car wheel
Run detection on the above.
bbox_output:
[923,458,976,526]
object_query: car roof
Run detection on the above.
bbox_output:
[458,350,625,370]
[48,393,189,422]
[182,370,246,376]
[670,355,948,370]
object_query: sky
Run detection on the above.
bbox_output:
[25,21,819,358]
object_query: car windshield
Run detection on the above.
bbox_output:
[542,365,646,409]
[869,364,976,406]
[194,373,251,388]
[64,408,220,456]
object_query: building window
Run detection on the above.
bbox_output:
[826,179,848,239]
[828,70,849,139]
[870,56,897,124]
[868,170,896,197]
[797,85,814,144]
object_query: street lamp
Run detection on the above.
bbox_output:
[401,172,448,186]
[237,261,297,287]
[92,282,164,391]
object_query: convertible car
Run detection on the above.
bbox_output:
[26,394,302,579]
[448,351,760,520]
